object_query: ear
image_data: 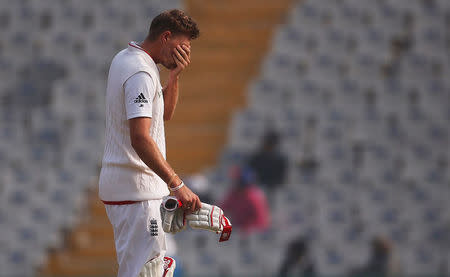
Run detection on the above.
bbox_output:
[161,31,172,43]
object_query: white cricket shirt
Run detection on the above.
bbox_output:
[99,42,170,201]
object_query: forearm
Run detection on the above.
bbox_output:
[131,135,180,186]
[162,72,180,121]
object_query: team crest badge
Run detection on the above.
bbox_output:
[149,219,158,236]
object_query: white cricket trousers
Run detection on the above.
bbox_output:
[105,199,167,277]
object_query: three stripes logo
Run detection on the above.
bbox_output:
[134,93,148,104]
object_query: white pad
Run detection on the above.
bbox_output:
[139,258,162,277]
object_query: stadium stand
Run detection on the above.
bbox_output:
[204,0,449,276]
[0,0,448,276]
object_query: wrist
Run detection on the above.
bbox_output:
[169,71,180,80]
[167,173,182,189]
[166,172,177,186]
[169,181,184,192]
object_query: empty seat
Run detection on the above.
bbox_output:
[314,242,349,275]
[401,244,442,275]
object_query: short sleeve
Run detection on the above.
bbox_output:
[124,72,156,120]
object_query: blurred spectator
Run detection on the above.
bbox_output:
[296,117,319,184]
[248,130,287,194]
[390,34,412,58]
[351,236,399,276]
[278,236,315,277]
[220,166,270,234]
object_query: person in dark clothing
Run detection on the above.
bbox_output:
[279,237,316,277]
[248,130,287,198]
[351,236,397,276]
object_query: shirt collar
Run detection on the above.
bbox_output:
[127,41,158,71]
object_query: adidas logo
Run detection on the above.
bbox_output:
[134,93,148,104]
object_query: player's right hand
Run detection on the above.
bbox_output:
[171,44,191,77]
[171,185,201,214]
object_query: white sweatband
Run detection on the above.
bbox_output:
[169,181,184,192]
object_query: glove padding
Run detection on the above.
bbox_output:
[186,203,224,233]
[160,196,232,241]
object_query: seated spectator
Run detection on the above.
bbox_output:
[278,236,316,277]
[220,166,270,235]
[248,130,287,195]
[351,236,399,276]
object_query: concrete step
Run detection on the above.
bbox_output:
[43,251,117,276]
[68,232,116,258]
[73,221,113,238]
[189,51,262,72]
[189,0,292,22]
[170,102,241,124]
[178,81,246,98]
[197,24,275,44]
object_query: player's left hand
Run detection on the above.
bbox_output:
[171,183,201,214]
[171,44,191,76]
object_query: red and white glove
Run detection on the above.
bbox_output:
[160,196,232,242]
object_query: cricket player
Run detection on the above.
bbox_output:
[99,9,201,277]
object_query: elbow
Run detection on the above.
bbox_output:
[130,134,148,152]
[130,137,140,152]
[164,112,173,121]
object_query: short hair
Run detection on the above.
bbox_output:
[148,9,200,41]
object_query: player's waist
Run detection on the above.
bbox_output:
[102,200,142,205]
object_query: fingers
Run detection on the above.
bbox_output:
[191,195,201,213]
[179,44,191,60]
[180,198,191,211]
[173,51,189,67]
[173,45,190,66]
[172,54,183,69]
[181,44,190,56]
[172,53,186,71]
[189,199,196,213]
[195,196,202,210]
[183,196,199,214]
[181,195,200,214]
